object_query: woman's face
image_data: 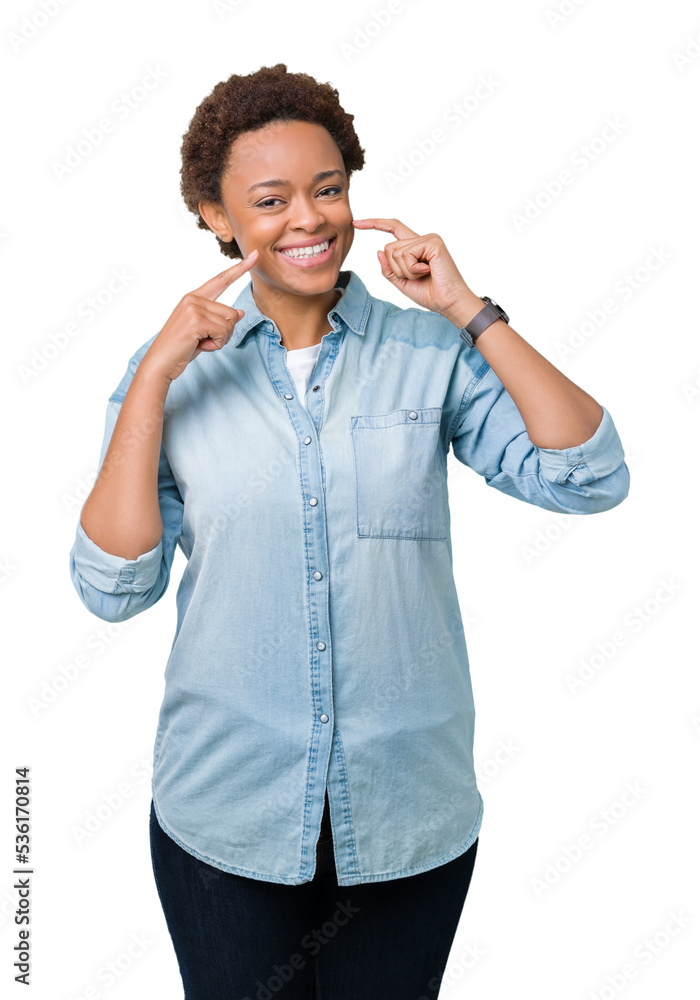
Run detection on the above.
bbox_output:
[204,119,355,298]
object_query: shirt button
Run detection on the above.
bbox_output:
[317,641,326,651]
[309,497,318,506]
[320,714,329,723]
[313,571,323,581]
[408,410,418,419]
[284,393,294,400]
[312,385,321,392]
[304,436,312,445]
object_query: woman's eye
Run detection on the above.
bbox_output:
[257,186,342,208]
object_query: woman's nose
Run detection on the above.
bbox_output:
[287,197,326,230]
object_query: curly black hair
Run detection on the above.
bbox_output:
[180,63,366,260]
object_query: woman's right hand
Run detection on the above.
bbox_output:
[142,249,259,385]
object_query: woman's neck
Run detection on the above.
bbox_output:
[251,281,342,351]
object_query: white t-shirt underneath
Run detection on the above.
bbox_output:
[285,342,322,408]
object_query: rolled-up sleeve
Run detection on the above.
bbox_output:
[450,363,630,514]
[69,396,184,622]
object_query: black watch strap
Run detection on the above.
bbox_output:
[459,296,509,347]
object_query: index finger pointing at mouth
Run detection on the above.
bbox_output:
[351,219,419,241]
[192,248,259,301]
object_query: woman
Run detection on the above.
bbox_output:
[69,64,630,999]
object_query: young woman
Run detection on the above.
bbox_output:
[69,63,630,999]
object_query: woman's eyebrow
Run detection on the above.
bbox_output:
[247,169,344,194]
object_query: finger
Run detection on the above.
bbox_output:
[377,249,402,284]
[385,244,416,281]
[191,299,245,324]
[193,305,244,350]
[352,218,419,241]
[194,322,236,353]
[191,248,259,301]
[407,251,431,273]
[395,238,432,277]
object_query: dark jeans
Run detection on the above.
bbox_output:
[149,793,478,1000]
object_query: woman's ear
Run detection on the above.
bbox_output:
[198,199,225,236]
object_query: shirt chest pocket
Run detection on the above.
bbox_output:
[349,407,447,540]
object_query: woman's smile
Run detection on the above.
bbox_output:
[275,234,337,268]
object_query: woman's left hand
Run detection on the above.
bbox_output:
[351,218,471,318]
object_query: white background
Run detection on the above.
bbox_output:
[3,0,699,997]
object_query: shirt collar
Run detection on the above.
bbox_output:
[228,269,372,348]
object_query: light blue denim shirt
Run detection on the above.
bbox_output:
[69,269,630,886]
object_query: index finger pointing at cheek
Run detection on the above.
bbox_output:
[352,219,419,241]
[192,248,258,301]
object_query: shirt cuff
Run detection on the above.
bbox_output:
[71,520,163,594]
[536,405,626,486]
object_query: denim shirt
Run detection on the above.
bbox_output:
[69,269,630,886]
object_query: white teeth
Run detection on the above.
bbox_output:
[279,239,332,258]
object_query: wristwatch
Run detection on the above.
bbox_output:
[459,296,509,348]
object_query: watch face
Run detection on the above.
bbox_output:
[482,296,509,325]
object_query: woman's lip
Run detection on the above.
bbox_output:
[276,235,335,251]
[275,236,336,268]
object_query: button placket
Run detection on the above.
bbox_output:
[266,320,336,873]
